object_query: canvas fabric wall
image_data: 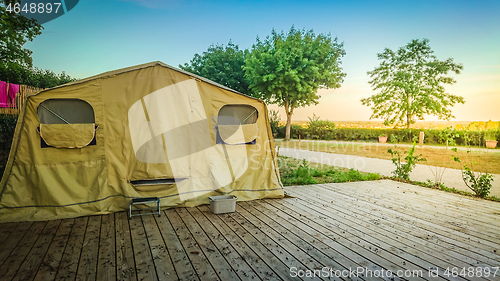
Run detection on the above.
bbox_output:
[0,63,283,222]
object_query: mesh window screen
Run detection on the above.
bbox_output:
[38,99,95,124]
[217,105,258,125]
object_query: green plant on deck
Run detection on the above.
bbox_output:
[452,148,493,198]
[387,142,426,180]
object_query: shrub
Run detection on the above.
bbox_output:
[290,124,306,139]
[0,114,18,175]
[306,114,335,140]
[268,109,281,137]
[0,114,18,151]
[452,147,494,197]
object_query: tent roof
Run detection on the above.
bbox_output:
[30,61,260,101]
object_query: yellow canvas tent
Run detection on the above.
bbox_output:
[0,62,284,222]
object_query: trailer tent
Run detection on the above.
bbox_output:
[0,62,284,222]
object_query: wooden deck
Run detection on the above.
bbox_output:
[0,180,499,281]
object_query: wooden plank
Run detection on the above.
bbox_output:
[55,216,89,281]
[0,221,33,267]
[164,208,217,281]
[96,214,116,281]
[0,221,46,281]
[296,184,500,260]
[76,215,101,281]
[0,223,17,244]
[33,219,75,281]
[321,181,500,237]
[218,207,309,280]
[288,184,500,270]
[291,185,500,269]
[176,208,240,280]
[238,201,365,281]
[141,212,176,280]
[11,220,61,281]
[284,186,500,269]
[232,204,330,278]
[238,198,422,281]
[115,212,137,281]
[155,209,198,281]
[129,213,158,281]
[370,180,500,213]
[196,205,281,281]
[187,207,261,281]
[320,181,500,238]
[259,198,474,281]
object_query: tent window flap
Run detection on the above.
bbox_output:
[37,99,96,148]
[40,123,96,148]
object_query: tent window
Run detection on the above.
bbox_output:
[217,105,258,145]
[218,104,258,125]
[38,99,95,124]
[37,99,96,148]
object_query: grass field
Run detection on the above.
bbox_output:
[277,140,500,174]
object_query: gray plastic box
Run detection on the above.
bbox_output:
[209,195,237,214]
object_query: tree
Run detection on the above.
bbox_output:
[361,38,465,129]
[180,41,251,95]
[0,1,75,87]
[0,0,43,69]
[244,27,346,140]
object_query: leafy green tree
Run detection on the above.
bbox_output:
[0,1,75,87]
[0,0,43,69]
[180,41,251,95]
[244,27,346,140]
[362,39,465,129]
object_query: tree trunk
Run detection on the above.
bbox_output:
[284,101,293,141]
[406,94,411,129]
[285,112,292,141]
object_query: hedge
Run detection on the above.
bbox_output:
[0,114,18,152]
[273,125,499,147]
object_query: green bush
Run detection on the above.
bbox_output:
[0,114,18,175]
[306,114,335,140]
[0,114,18,151]
[268,109,280,137]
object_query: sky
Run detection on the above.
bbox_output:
[25,0,500,121]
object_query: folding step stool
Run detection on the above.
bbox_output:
[129,197,161,218]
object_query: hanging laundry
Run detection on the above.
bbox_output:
[8,83,20,107]
[0,81,8,108]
